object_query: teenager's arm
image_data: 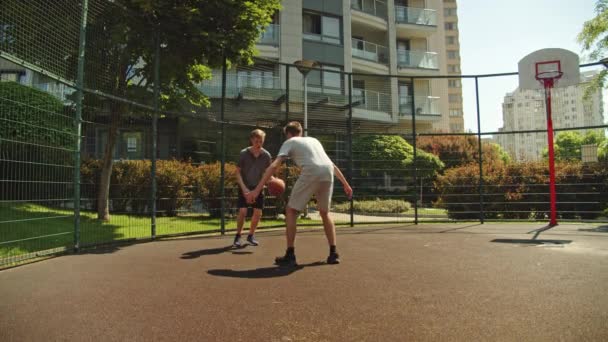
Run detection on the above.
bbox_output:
[235,168,249,194]
[247,156,286,201]
[333,163,353,199]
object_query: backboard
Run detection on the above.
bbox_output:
[518,48,580,90]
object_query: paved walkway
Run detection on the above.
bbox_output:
[1,223,607,341]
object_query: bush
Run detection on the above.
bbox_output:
[191,162,238,217]
[81,159,196,216]
[333,198,411,214]
[435,160,608,220]
[0,82,73,202]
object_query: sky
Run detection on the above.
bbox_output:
[458,0,599,133]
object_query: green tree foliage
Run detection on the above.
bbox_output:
[417,135,510,169]
[578,0,608,96]
[352,135,444,179]
[542,130,607,161]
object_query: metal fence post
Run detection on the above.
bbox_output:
[151,28,160,239]
[74,0,89,251]
[410,77,418,224]
[475,77,485,224]
[347,73,354,227]
[219,55,227,234]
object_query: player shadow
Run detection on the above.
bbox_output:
[207,261,327,278]
[180,245,251,259]
[578,225,608,233]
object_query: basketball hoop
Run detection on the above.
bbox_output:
[518,49,580,228]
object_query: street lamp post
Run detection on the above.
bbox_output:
[294,60,320,136]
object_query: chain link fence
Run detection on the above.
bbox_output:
[1,0,607,267]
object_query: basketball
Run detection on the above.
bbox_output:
[267,177,285,196]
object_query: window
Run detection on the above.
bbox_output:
[449,109,462,117]
[448,64,460,73]
[446,36,455,45]
[0,72,23,82]
[449,94,461,103]
[309,64,343,94]
[448,79,461,88]
[444,8,456,16]
[447,50,458,59]
[445,22,456,30]
[303,12,341,44]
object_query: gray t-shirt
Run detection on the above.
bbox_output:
[277,137,334,181]
[238,147,272,188]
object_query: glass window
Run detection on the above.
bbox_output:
[303,13,321,34]
[323,65,341,89]
[322,16,340,39]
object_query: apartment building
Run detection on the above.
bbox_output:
[201,0,462,134]
[443,0,464,132]
[495,70,604,161]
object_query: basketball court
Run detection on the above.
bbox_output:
[1,223,607,341]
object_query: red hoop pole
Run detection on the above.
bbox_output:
[542,78,558,226]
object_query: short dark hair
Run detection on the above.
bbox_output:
[284,121,302,136]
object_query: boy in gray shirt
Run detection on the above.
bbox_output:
[247,121,353,265]
[234,129,272,247]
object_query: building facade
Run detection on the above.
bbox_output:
[495,70,604,161]
[202,0,463,134]
[443,0,464,132]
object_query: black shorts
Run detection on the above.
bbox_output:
[237,190,265,209]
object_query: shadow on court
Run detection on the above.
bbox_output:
[207,261,326,279]
[181,245,251,259]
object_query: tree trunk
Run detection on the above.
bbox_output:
[97,110,121,221]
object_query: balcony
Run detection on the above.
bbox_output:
[351,0,387,19]
[395,6,437,26]
[352,88,393,122]
[353,88,391,113]
[399,95,441,119]
[198,73,282,100]
[352,38,389,65]
[257,24,280,46]
[397,50,438,70]
[395,6,437,38]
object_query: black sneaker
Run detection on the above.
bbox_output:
[247,235,259,246]
[327,252,340,264]
[233,235,242,248]
[274,254,297,267]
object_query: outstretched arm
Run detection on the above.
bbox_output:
[246,156,286,202]
[334,164,353,199]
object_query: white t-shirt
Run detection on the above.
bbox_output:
[278,137,334,181]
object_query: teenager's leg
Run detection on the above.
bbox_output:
[318,209,336,246]
[285,206,298,248]
[236,207,247,235]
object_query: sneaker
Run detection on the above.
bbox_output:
[327,252,340,264]
[233,235,242,248]
[247,235,259,246]
[274,254,297,267]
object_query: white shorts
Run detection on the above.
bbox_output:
[288,177,334,212]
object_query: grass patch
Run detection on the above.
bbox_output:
[0,203,313,260]
[334,199,411,214]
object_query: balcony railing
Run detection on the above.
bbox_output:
[258,24,280,46]
[351,0,387,20]
[394,6,437,26]
[399,95,441,116]
[352,38,389,65]
[198,74,281,99]
[397,50,438,69]
[353,88,391,113]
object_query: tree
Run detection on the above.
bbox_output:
[47,0,279,220]
[417,135,510,169]
[578,0,608,96]
[352,135,444,180]
[542,130,607,161]
[2,0,281,220]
